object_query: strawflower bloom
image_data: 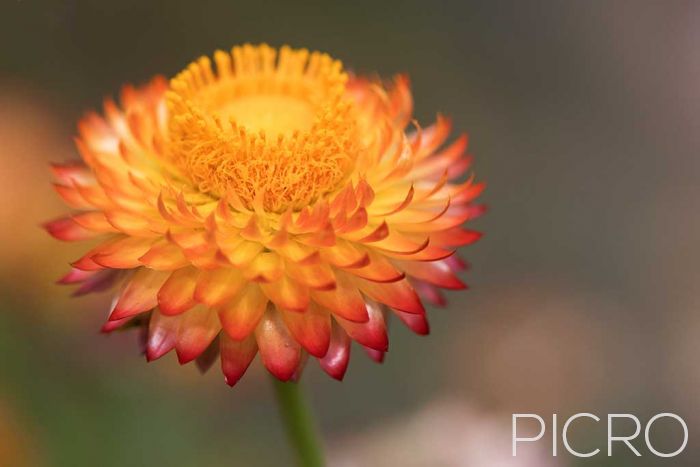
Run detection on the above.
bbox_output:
[47,44,484,387]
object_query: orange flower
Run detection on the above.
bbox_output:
[46,44,484,385]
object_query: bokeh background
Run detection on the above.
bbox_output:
[1,1,699,466]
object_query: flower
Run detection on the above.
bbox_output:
[46,44,484,386]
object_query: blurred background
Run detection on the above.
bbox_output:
[1,1,699,466]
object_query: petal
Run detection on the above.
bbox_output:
[354,277,425,315]
[44,217,102,241]
[413,280,447,307]
[260,276,309,312]
[157,268,197,315]
[286,261,336,290]
[310,273,369,322]
[323,240,369,269]
[194,268,244,307]
[175,305,221,364]
[427,228,482,247]
[146,309,179,361]
[363,345,385,363]
[218,284,268,341]
[281,303,331,358]
[138,240,190,270]
[395,259,466,290]
[336,300,388,351]
[220,333,258,387]
[57,268,95,284]
[255,309,301,381]
[73,269,120,296]
[319,321,351,380]
[350,251,405,283]
[392,308,430,335]
[92,236,155,269]
[111,268,168,320]
[244,252,284,282]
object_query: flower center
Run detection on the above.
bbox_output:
[165,44,359,212]
[217,94,315,136]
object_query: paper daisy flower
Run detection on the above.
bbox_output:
[47,44,484,386]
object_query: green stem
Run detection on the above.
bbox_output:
[272,377,325,467]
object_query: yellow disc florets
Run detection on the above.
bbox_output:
[166,44,359,212]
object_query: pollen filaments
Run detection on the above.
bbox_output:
[166,44,359,212]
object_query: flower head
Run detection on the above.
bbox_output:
[47,44,484,385]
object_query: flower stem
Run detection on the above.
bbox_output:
[272,377,325,467]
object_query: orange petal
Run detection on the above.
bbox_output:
[255,309,302,381]
[427,228,482,247]
[218,284,268,341]
[260,276,309,312]
[322,240,369,269]
[311,273,369,322]
[72,211,119,233]
[138,240,190,270]
[175,305,221,363]
[354,277,425,315]
[285,261,336,290]
[194,268,244,307]
[91,236,155,269]
[157,268,197,315]
[350,251,405,283]
[44,217,102,241]
[218,238,264,267]
[394,259,466,290]
[281,303,331,358]
[111,268,168,320]
[243,252,284,283]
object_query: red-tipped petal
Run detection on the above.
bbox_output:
[395,259,466,290]
[146,309,179,361]
[92,236,155,269]
[392,308,430,335]
[351,252,405,283]
[218,284,268,341]
[220,333,258,386]
[319,321,351,380]
[281,303,331,358]
[354,277,425,314]
[413,280,447,307]
[311,273,369,322]
[44,217,101,241]
[101,315,132,333]
[139,241,190,270]
[73,269,120,296]
[57,268,94,284]
[157,268,197,315]
[363,345,385,363]
[336,300,388,351]
[255,309,302,381]
[111,268,168,320]
[175,305,221,364]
